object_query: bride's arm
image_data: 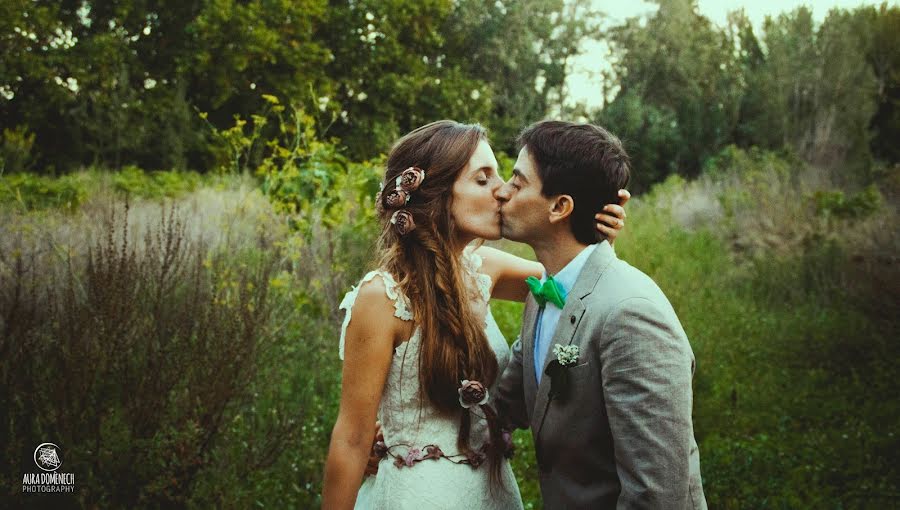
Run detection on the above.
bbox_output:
[478,246,543,302]
[480,191,630,302]
[322,280,399,510]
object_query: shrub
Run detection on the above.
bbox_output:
[1,125,37,174]
[0,171,88,211]
[0,189,303,508]
[112,166,204,199]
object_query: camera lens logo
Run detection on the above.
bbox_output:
[33,443,62,472]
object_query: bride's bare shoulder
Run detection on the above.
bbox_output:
[349,273,414,345]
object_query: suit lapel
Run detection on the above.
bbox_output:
[530,242,618,437]
[521,295,540,418]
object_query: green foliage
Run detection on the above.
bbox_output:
[1,0,600,171]
[865,4,900,163]
[740,6,879,177]
[599,0,744,189]
[494,150,516,181]
[598,2,899,191]
[203,94,382,242]
[442,0,598,151]
[812,185,882,220]
[1,125,36,173]
[612,175,898,509]
[111,166,204,198]
[599,92,684,189]
[0,171,88,210]
[0,167,210,212]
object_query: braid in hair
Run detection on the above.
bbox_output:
[373,120,506,485]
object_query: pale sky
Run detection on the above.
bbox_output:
[565,0,896,109]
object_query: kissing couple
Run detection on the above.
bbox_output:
[323,120,707,509]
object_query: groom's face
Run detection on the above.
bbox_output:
[495,146,552,243]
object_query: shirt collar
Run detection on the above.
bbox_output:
[540,243,598,293]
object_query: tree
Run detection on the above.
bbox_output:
[597,0,743,190]
[1,0,332,172]
[443,0,598,151]
[737,6,881,182]
[860,3,900,165]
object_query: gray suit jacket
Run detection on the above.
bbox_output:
[496,241,707,509]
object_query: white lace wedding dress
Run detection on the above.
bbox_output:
[338,248,524,509]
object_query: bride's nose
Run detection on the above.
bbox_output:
[491,175,504,192]
[494,182,511,203]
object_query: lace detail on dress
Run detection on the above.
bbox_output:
[338,270,413,360]
[340,251,522,509]
[354,297,520,508]
[462,247,493,305]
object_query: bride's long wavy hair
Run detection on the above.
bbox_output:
[375,120,504,480]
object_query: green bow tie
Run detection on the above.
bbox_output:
[525,275,567,309]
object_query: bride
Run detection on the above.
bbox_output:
[322,120,627,509]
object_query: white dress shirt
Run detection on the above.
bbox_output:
[533,243,598,384]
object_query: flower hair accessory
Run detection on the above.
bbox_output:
[391,210,416,235]
[396,166,426,192]
[378,166,426,236]
[458,380,489,408]
[384,188,410,208]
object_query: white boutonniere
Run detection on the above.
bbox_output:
[544,344,580,401]
[553,344,580,366]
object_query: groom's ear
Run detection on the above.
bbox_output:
[548,194,575,224]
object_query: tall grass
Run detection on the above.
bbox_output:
[612,165,899,508]
[0,173,368,508]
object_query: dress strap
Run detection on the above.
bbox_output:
[338,270,413,360]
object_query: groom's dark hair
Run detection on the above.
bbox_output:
[517,120,630,244]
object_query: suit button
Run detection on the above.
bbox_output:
[570,315,576,324]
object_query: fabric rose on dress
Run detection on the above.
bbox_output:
[373,440,388,458]
[395,166,426,192]
[390,210,416,235]
[383,188,410,209]
[465,450,486,468]
[458,380,489,408]
[403,448,422,467]
[423,445,444,461]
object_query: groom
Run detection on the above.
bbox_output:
[494,120,707,509]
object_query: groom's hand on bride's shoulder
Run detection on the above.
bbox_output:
[595,189,630,243]
[364,421,384,476]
